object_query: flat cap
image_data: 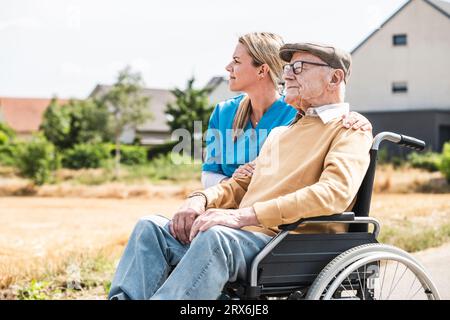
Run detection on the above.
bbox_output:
[279,42,352,82]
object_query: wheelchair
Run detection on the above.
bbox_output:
[223,132,441,300]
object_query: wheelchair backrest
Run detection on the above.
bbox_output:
[349,132,425,232]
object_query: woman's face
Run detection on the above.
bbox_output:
[225,43,261,92]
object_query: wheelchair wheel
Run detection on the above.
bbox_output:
[306,244,440,300]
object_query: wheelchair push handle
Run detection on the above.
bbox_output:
[399,134,426,151]
[372,132,426,151]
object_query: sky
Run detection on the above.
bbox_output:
[0,0,411,99]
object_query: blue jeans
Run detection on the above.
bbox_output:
[108,215,272,300]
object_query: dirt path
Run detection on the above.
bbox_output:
[413,242,450,299]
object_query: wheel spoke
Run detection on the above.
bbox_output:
[356,266,365,300]
[386,265,408,300]
[410,284,424,299]
[386,261,399,300]
[344,275,356,299]
[406,276,417,299]
[363,263,367,299]
[379,260,387,300]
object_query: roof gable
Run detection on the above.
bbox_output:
[352,0,450,54]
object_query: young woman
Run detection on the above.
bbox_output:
[202,32,371,188]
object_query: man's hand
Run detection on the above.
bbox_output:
[189,207,259,242]
[170,195,206,244]
[342,112,372,131]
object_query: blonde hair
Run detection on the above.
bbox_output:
[232,32,284,141]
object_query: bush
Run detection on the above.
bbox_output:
[62,144,110,169]
[407,151,442,172]
[0,131,8,145]
[391,155,406,169]
[16,136,59,185]
[440,142,450,183]
[146,141,178,160]
[0,143,19,166]
[377,147,389,165]
[142,153,200,181]
[108,144,148,165]
[0,123,16,140]
[0,123,18,166]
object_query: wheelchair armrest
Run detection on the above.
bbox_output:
[278,212,355,231]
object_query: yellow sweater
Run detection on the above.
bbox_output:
[199,115,373,237]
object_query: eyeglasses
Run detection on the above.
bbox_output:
[283,60,330,75]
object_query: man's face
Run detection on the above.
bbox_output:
[283,52,331,109]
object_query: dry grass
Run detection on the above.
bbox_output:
[1,192,449,299]
[0,178,201,199]
[0,166,449,299]
[374,165,448,193]
[1,165,447,199]
[370,193,450,252]
[0,164,447,201]
[0,197,183,294]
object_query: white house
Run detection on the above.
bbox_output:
[88,78,236,146]
[346,0,450,153]
[206,76,239,106]
[89,85,175,146]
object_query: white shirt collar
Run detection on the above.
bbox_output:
[305,103,350,124]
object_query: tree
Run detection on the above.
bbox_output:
[0,122,16,142]
[16,134,60,185]
[0,123,17,166]
[41,98,111,150]
[40,98,70,149]
[166,77,214,158]
[166,77,214,133]
[68,99,112,145]
[100,66,152,178]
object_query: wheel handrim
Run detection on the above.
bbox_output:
[323,253,440,300]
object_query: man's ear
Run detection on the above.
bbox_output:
[329,69,344,89]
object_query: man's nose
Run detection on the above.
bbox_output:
[225,63,232,72]
[282,72,294,81]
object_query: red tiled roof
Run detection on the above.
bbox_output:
[0,97,69,134]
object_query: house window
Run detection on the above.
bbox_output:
[392,82,408,93]
[393,34,407,46]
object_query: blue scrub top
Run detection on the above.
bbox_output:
[202,94,297,177]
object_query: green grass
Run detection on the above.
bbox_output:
[123,156,201,183]
[60,154,201,185]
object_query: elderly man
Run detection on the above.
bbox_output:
[108,42,373,300]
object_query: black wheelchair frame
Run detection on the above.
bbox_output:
[224,132,426,300]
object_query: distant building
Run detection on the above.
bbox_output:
[347,0,450,155]
[89,78,239,146]
[0,78,240,146]
[89,85,175,146]
[205,76,240,106]
[0,97,68,139]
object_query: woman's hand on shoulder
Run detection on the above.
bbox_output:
[231,162,256,180]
